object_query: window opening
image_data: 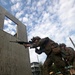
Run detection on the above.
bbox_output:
[3,17,17,36]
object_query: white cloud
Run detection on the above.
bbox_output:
[58,0,75,22]
[11,2,22,13]
[23,17,28,22]
[15,11,24,18]
[11,0,22,3]
[26,0,31,5]
[3,18,17,35]
[37,0,46,7]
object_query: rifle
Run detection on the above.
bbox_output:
[10,41,32,45]
[69,37,75,48]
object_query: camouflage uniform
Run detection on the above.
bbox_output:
[59,43,75,66]
[30,37,68,75]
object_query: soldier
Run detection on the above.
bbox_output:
[59,43,75,66]
[24,36,69,75]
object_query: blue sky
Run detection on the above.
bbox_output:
[0,0,75,63]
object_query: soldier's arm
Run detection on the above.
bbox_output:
[30,37,49,48]
[24,37,49,48]
[35,48,43,54]
[23,44,31,48]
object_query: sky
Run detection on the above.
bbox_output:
[0,0,75,63]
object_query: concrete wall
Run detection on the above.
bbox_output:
[0,6,32,75]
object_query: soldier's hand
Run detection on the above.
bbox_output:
[23,44,31,48]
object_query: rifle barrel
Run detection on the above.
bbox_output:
[10,41,30,44]
[69,37,75,48]
[10,41,17,42]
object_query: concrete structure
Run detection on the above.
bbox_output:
[0,6,32,75]
[31,62,41,75]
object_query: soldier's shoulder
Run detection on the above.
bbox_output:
[42,37,50,41]
[44,37,49,39]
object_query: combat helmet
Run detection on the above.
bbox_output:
[31,36,41,43]
[59,43,66,47]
